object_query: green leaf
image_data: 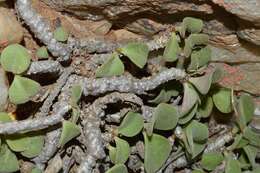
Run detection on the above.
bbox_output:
[243,127,260,147]
[53,27,69,42]
[71,85,82,107]
[0,112,12,122]
[238,151,251,169]
[31,167,42,173]
[119,42,149,68]
[243,145,258,167]
[237,94,254,129]
[251,165,260,173]
[179,103,198,125]
[36,46,49,59]
[197,96,213,118]
[118,112,144,137]
[180,17,203,38]
[59,120,81,147]
[113,137,130,164]
[163,32,180,62]
[189,141,205,159]
[8,75,41,104]
[212,88,232,114]
[192,170,205,173]
[109,146,116,163]
[0,44,31,74]
[144,133,171,173]
[188,46,211,71]
[185,120,208,158]
[20,135,44,158]
[228,134,249,150]
[96,53,124,77]
[187,120,208,143]
[149,87,179,104]
[153,103,179,130]
[6,134,30,152]
[0,144,19,173]
[144,122,154,137]
[184,34,209,57]
[189,72,213,95]
[225,156,241,173]
[181,83,199,115]
[71,108,80,123]
[6,133,44,158]
[212,67,223,83]
[201,152,224,171]
[106,164,128,173]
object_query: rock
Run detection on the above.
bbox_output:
[210,34,240,49]
[125,18,165,36]
[42,0,213,21]
[212,62,260,95]
[203,19,235,36]
[0,67,8,111]
[237,28,260,46]
[32,0,110,38]
[211,0,260,27]
[0,7,24,47]
[210,40,260,63]
[112,29,143,41]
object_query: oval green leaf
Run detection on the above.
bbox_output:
[201,152,224,171]
[188,46,211,71]
[109,146,116,163]
[192,170,205,173]
[179,103,198,125]
[197,96,213,118]
[225,156,241,173]
[96,53,124,77]
[153,103,179,130]
[71,85,83,107]
[163,32,180,62]
[243,127,260,147]
[243,145,258,167]
[185,120,208,158]
[212,88,232,114]
[54,27,69,42]
[8,75,41,104]
[187,120,208,143]
[119,42,149,68]
[36,46,49,59]
[0,44,31,74]
[149,88,179,104]
[180,17,203,38]
[20,135,44,158]
[184,34,209,57]
[0,144,19,173]
[59,120,81,147]
[6,134,30,152]
[114,137,130,164]
[118,112,144,137]
[181,83,199,115]
[237,94,254,129]
[0,112,12,122]
[144,133,171,173]
[189,72,213,95]
[31,167,42,173]
[106,164,128,173]
[6,133,44,158]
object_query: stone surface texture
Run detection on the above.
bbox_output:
[37,0,260,94]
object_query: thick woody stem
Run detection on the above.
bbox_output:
[16,0,71,61]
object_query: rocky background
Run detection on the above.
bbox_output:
[1,1,260,172]
[1,0,260,95]
[27,0,260,96]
